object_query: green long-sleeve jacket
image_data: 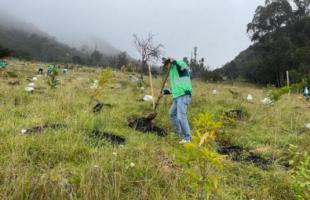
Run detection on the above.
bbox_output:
[168,60,192,99]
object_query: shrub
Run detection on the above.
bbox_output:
[268,86,291,101]
[289,145,310,200]
[176,112,225,200]
[91,68,115,101]
[47,68,59,89]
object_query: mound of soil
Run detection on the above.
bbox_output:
[93,102,112,113]
[22,123,67,135]
[128,117,167,137]
[245,152,272,169]
[218,144,272,170]
[218,145,244,161]
[8,80,20,85]
[225,109,244,121]
[92,130,125,145]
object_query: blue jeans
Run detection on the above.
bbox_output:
[169,95,191,141]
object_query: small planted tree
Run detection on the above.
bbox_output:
[289,145,310,200]
[47,67,59,89]
[91,68,115,101]
[120,62,137,74]
[176,112,225,200]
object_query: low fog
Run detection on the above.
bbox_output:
[0,0,264,68]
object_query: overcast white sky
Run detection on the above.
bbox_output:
[0,0,265,68]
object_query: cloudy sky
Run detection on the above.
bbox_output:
[0,0,264,68]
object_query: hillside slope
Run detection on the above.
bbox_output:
[0,12,121,63]
[0,59,309,199]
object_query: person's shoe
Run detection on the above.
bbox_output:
[179,139,190,144]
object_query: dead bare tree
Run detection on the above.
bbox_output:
[133,33,163,80]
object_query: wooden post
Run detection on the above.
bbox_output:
[286,70,290,87]
[148,64,155,109]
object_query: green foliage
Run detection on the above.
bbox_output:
[120,62,137,74]
[47,68,59,89]
[289,145,310,200]
[0,60,8,69]
[91,68,115,101]
[0,45,11,59]
[176,112,225,200]
[137,79,144,88]
[228,89,241,100]
[302,77,310,86]
[268,80,309,101]
[193,113,223,136]
[219,1,310,87]
[201,70,223,82]
[97,68,114,87]
[268,86,291,101]
[90,50,103,66]
[117,51,129,69]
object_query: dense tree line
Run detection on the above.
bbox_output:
[217,0,310,86]
[0,45,11,59]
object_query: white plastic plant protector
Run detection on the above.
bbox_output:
[212,89,217,94]
[261,98,272,105]
[143,95,153,102]
[25,87,34,92]
[32,77,38,81]
[90,80,99,89]
[247,94,253,101]
[28,83,35,87]
[130,75,139,83]
[306,123,310,129]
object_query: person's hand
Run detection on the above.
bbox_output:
[158,93,163,98]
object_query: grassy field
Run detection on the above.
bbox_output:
[0,58,309,200]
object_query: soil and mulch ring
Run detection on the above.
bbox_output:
[91,130,125,145]
[217,143,289,170]
[21,123,67,135]
[8,80,20,85]
[128,117,167,137]
[224,109,246,121]
[21,124,125,145]
[217,145,271,170]
[93,102,112,113]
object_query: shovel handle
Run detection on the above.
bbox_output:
[154,69,170,111]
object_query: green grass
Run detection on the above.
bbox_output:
[0,59,309,199]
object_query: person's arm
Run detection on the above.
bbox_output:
[158,66,171,98]
[162,82,171,95]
